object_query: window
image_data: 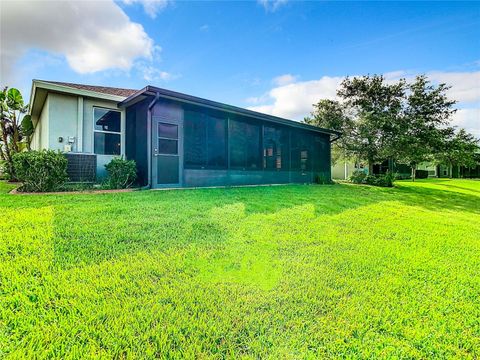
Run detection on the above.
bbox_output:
[184,110,227,168]
[157,122,178,155]
[229,119,261,170]
[263,126,289,171]
[93,107,121,155]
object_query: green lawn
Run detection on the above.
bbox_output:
[1,179,479,359]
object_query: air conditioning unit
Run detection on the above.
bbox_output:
[64,153,96,183]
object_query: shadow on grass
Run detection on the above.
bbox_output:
[2,180,478,269]
[393,183,479,215]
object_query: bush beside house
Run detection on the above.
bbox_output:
[13,150,68,192]
[104,157,137,189]
[350,170,395,187]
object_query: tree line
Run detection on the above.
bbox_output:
[304,75,479,180]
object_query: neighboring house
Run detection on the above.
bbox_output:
[331,159,410,180]
[331,160,366,180]
[29,80,340,188]
[332,158,480,180]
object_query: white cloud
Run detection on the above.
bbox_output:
[427,71,480,104]
[200,24,210,32]
[248,76,343,119]
[452,108,480,138]
[383,70,408,80]
[138,64,176,82]
[1,0,155,76]
[273,74,297,86]
[121,0,170,19]
[257,0,288,12]
[382,70,480,104]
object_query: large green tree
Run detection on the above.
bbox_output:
[338,75,406,173]
[306,75,406,173]
[395,75,457,181]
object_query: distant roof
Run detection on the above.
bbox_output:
[41,81,138,98]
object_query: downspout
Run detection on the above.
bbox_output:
[147,92,161,188]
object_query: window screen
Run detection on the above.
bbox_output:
[263,126,289,171]
[184,110,226,168]
[158,123,178,139]
[291,130,312,172]
[158,139,178,154]
[157,122,178,155]
[229,119,261,170]
[207,116,226,167]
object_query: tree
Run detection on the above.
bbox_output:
[306,75,406,174]
[436,128,479,178]
[0,87,32,179]
[338,75,406,174]
[395,75,457,181]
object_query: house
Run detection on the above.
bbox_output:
[331,159,411,180]
[331,160,367,180]
[332,158,480,180]
[29,80,340,188]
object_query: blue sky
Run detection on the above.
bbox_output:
[1,0,479,135]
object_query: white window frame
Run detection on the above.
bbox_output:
[93,106,122,155]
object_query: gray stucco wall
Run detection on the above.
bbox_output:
[47,93,78,151]
[31,96,49,150]
[31,92,125,180]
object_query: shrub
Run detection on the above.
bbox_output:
[13,150,68,192]
[415,169,429,179]
[370,171,395,187]
[104,157,137,189]
[314,173,333,184]
[350,170,395,187]
[350,170,367,184]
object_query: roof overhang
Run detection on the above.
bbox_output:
[119,85,342,137]
[29,80,127,119]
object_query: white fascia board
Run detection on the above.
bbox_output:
[28,81,36,115]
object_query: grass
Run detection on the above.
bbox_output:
[1,179,479,359]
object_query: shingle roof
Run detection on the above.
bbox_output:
[42,81,138,97]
